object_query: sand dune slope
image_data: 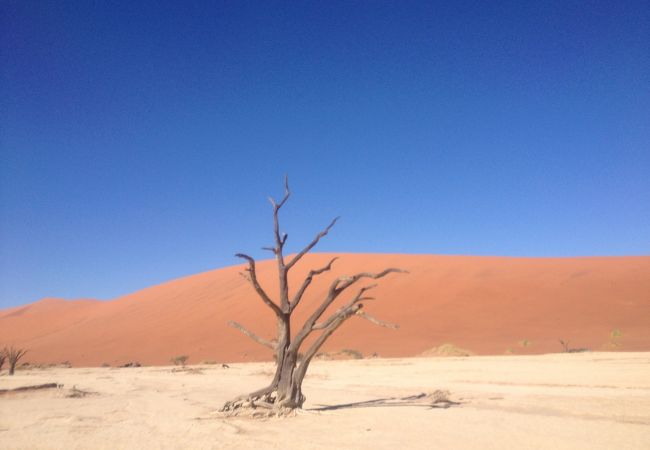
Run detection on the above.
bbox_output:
[1,254,649,366]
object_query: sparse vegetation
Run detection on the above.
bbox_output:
[431,389,452,404]
[5,346,28,375]
[316,349,364,360]
[609,329,622,349]
[504,339,531,355]
[340,349,364,359]
[221,177,404,415]
[559,339,590,353]
[119,362,141,368]
[518,339,531,348]
[171,355,189,367]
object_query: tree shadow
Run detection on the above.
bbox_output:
[309,391,463,412]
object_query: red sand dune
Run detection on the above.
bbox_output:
[1,254,649,366]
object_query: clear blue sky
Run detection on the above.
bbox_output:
[1,1,649,308]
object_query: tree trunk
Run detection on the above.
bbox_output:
[265,313,305,409]
[275,349,304,408]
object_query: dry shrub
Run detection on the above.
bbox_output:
[419,343,474,357]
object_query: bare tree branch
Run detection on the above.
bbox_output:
[311,284,376,330]
[312,302,363,330]
[305,303,363,359]
[5,346,28,376]
[268,174,290,210]
[228,321,277,350]
[291,268,405,351]
[235,253,282,317]
[356,311,399,329]
[335,268,407,291]
[289,256,339,312]
[291,303,364,386]
[268,175,291,254]
[286,217,339,270]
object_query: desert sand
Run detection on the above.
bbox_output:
[1,353,649,449]
[1,254,649,366]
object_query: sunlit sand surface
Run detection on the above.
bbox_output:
[1,352,649,449]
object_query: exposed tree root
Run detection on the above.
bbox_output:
[310,390,460,412]
[220,387,303,418]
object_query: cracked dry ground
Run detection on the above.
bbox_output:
[1,353,649,449]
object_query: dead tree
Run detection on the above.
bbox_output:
[559,339,570,353]
[6,346,28,375]
[0,349,6,372]
[221,177,405,415]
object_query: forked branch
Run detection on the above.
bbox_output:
[5,346,28,376]
[293,300,399,389]
[268,174,290,210]
[312,284,376,330]
[303,269,404,333]
[292,303,365,384]
[268,175,291,255]
[290,256,339,312]
[291,269,405,351]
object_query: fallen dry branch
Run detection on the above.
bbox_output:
[312,390,460,411]
[0,383,61,395]
[171,367,204,374]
